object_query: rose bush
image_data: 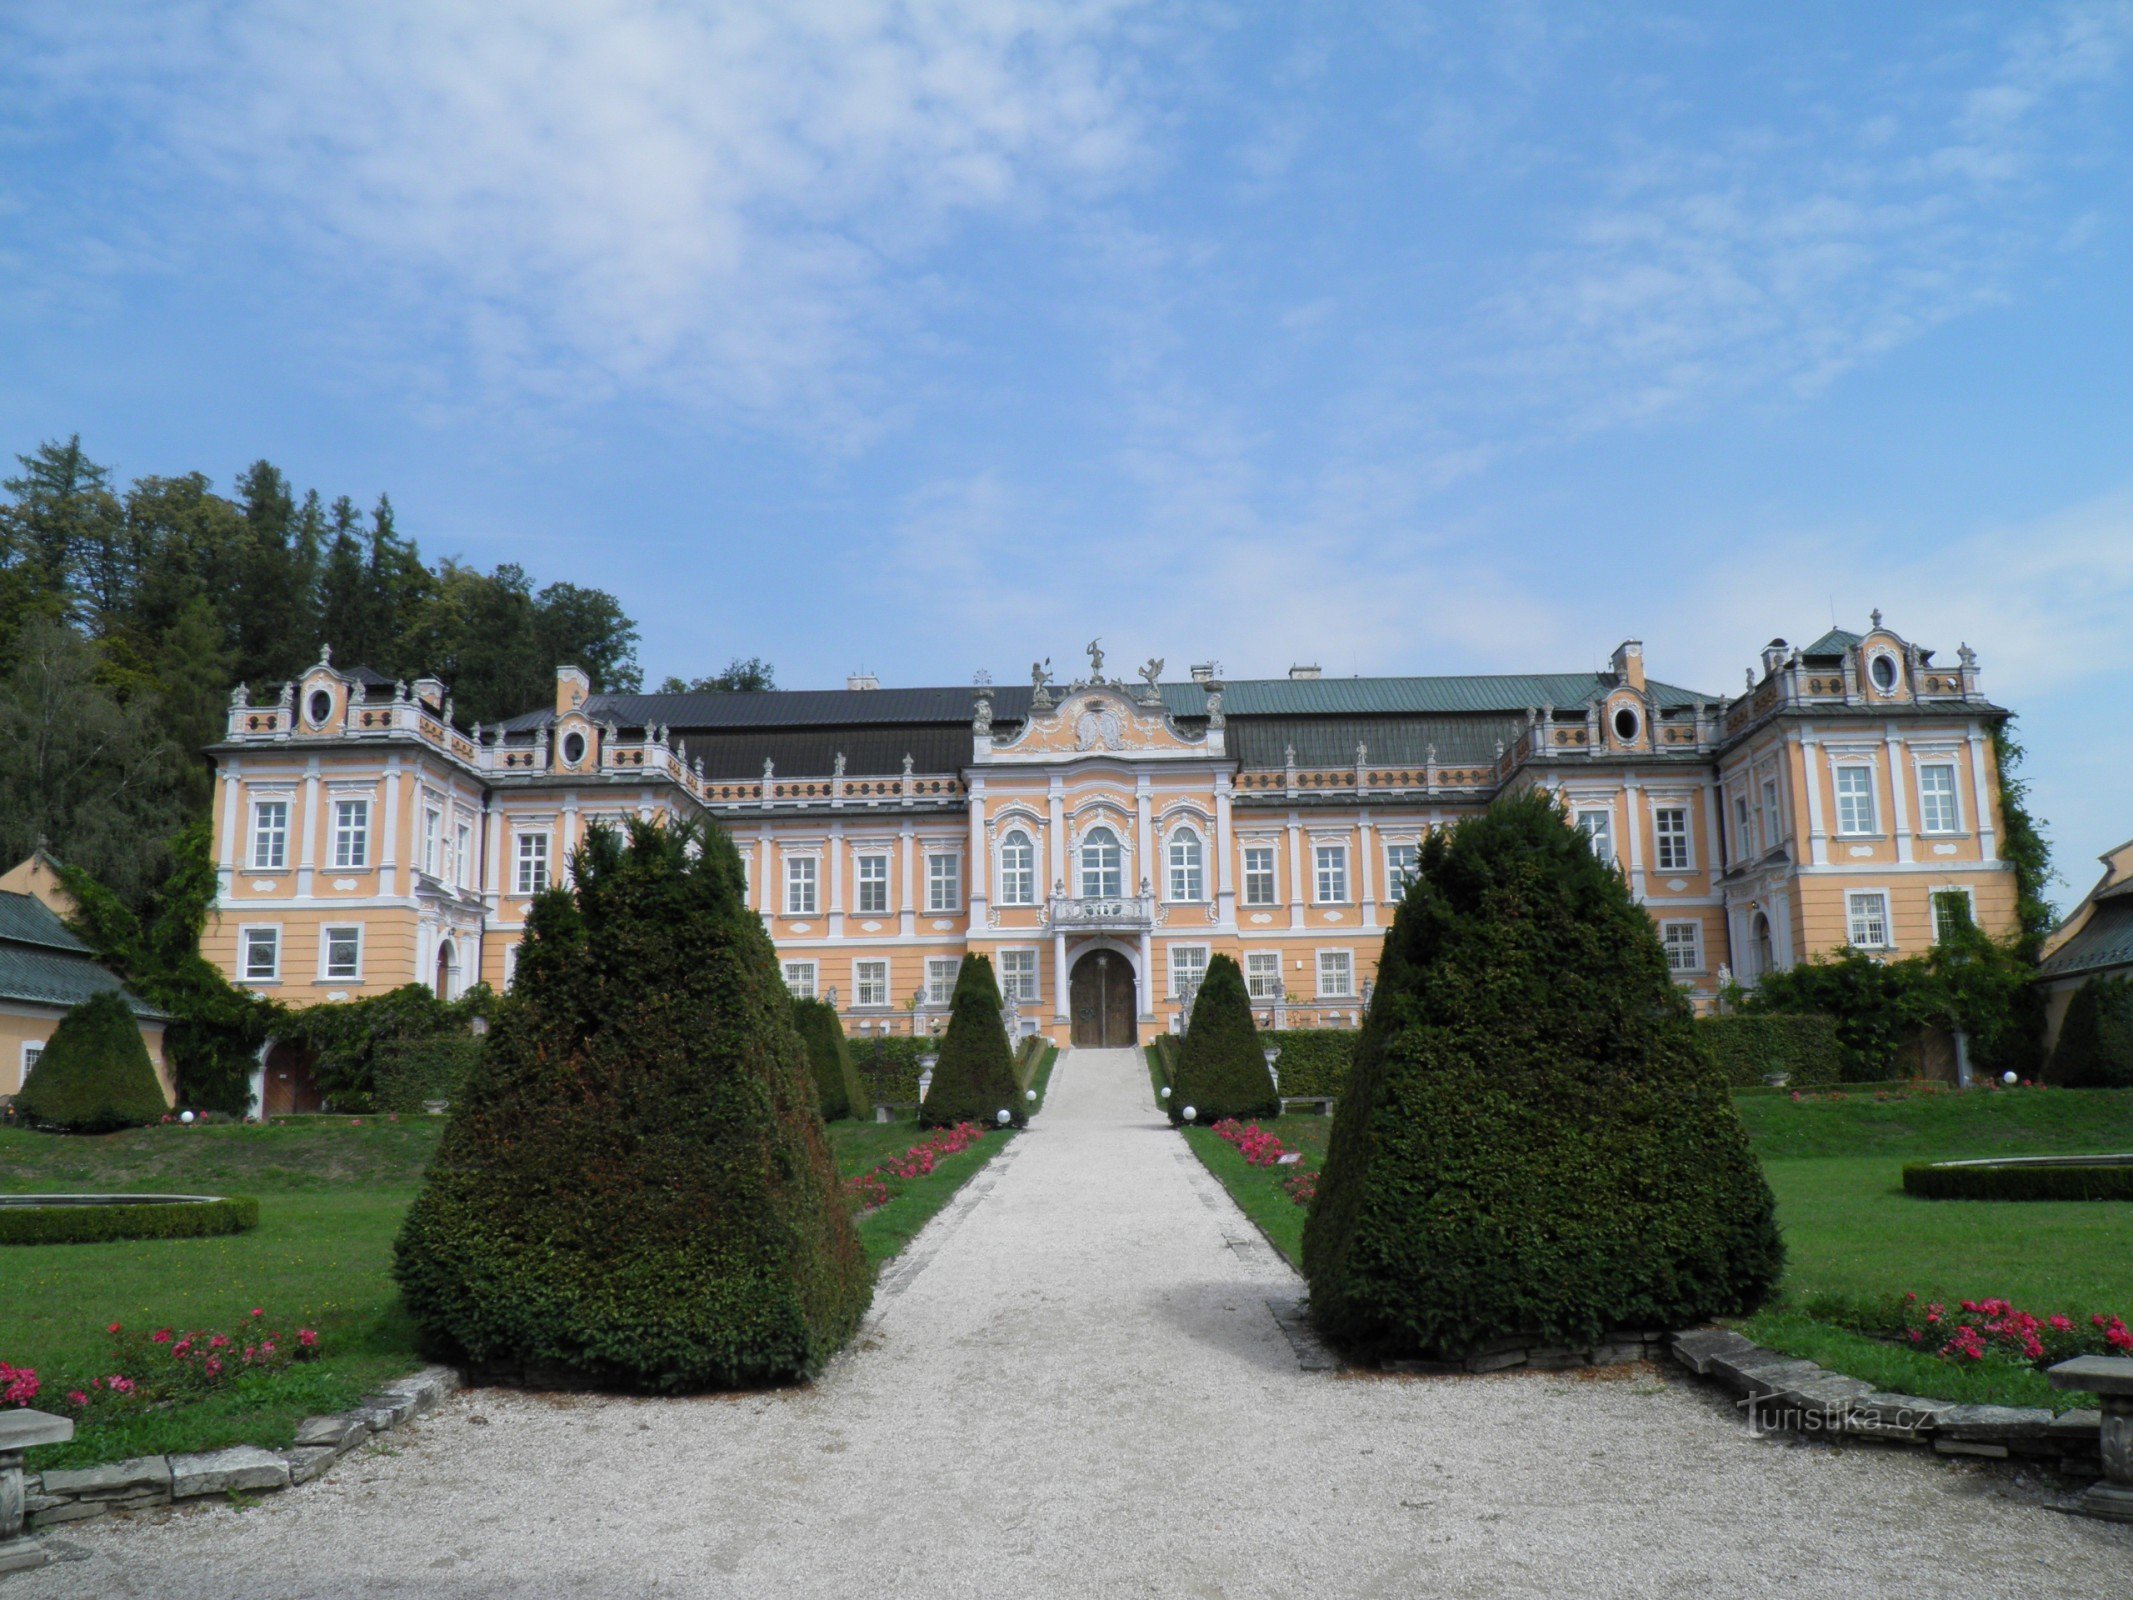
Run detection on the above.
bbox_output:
[2,1312,321,1423]
[846,1124,987,1212]
[1880,1292,2133,1370]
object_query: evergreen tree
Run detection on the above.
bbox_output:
[791,996,868,1121]
[1167,954,1275,1124]
[15,989,170,1132]
[0,436,122,645]
[919,954,1022,1128]
[1303,793,1782,1363]
[394,820,871,1388]
[2053,976,2133,1090]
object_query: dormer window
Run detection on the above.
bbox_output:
[561,730,587,766]
[306,688,333,727]
[1612,705,1640,743]
[1869,653,1899,693]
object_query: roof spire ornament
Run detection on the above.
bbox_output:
[1871,607,1884,630]
[318,642,333,668]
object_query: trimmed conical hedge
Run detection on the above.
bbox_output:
[393,819,870,1389]
[1303,793,1781,1362]
[2054,975,2133,1089]
[1168,954,1275,1124]
[15,990,168,1133]
[919,954,1022,1128]
[792,996,869,1120]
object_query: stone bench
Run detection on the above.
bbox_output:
[0,1408,75,1575]
[2049,1355,2133,1523]
[873,1102,920,1124]
[1279,1096,1335,1117]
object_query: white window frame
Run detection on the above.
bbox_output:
[1577,808,1615,864]
[1931,887,1977,945]
[855,853,890,915]
[455,819,473,889]
[331,798,370,870]
[239,924,282,983]
[249,798,289,871]
[1079,827,1124,900]
[1916,762,1962,835]
[1383,840,1421,899]
[1760,777,1783,853]
[422,805,441,877]
[1316,947,1355,998]
[1652,807,1691,874]
[998,947,1039,1003]
[1846,890,1892,950]
[515,832,550,897]
[1660,920,1702,974]
[924,956,959,1007]
[925,853,961,913]
[997,830,1035,906]
[319,924,364,982]
[1731,792,1757,864]
[783,960,818,999]
[785,855,819,916]
[1241,844,1277,907]
[1245,950,1283,1003]
[1834,764,1878,836]
[853,959,890,1009]
[1313,843,1349,905]
[1166,828,1205,903]
[21,1040,45,1084]
[1169,944,1209,1000]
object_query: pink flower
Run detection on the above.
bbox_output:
[66,1390,87,1408]
[209,1334,230,1350]
[249,1308,264,1319]
[297,1329,318,1349]
[107,1321,121,1334]
[204,1357,223,1379]
[150,1329,173,1344]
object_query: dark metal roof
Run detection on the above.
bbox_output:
[1229,716,1523,768]
[677,727,973,781]
[0,893,164,1018]
[2038,898,2133,982]
[1802,629,1863,657]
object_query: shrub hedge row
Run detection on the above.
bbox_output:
[1902,1160,2133,1202]
[1698,1013,1842,1090]
[0,1195,259,1246]
[856,1037,930,1102]
[791,998,868,1121]
[1263,1030,1353,1098]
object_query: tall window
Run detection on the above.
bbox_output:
[1661,921,1701,973]
[515,833,549,896]
[1846,891,1891,949]
[1079,827,1123,899]
[1653,808,1690,873]
[1245,951,1283,1003]
[1835,766,1877,835]
[1932,890,1973,944]
[926,854,960,912]
[854,960,889,1008]
[1760,778,1783,851]
[1167,829,1204,902]
[1917,763,1960,834]
[1577,808,1614,864]
[785,856,818,916]
[1316,949,1354,997]
[332,798,370,869]
[1384,841,1420,898]
[241,926,281,982]
[322,926,362,981]
[783,960,817,999]
[925,957,959,1006]
[998,831,1035,905]
[856,854,889,914]
[422,806,441,876]
[251,800,288,871]
[1732,794,1756,863]
[1313,844,1348,904]
[1242,845,1276,906]
[456,821,473,888]
[1170,945,1208,1000]
[999,948,1038,1003]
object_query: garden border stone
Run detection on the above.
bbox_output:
[15,1365,461,1537]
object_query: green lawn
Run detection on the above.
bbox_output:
[3,1110,1013,1467]
[1180,1113,1329,1265]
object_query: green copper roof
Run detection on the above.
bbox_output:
[1802,629,1863,657]
[2039,896,2133,982]
[0,891,164,1018]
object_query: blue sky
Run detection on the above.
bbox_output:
[3,3,2131,905]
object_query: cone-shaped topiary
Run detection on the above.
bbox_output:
[791,996,869,1120]
[919,954,1022,1128]
[15,989,169,1133]
[1303,792,1782,1362]
[393,819,870,1389]
[1167,954,1275,1125]
[2053,975,2133,1089]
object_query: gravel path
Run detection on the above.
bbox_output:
[22,1047,2130,1597]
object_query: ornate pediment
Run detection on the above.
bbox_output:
[983,683,1214,764]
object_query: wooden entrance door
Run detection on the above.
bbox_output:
[261,1041,323,1116]
[1069,950,1137,1047]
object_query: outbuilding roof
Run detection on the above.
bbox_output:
[0,891,167,1020]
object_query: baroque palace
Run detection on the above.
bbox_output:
[201,620,2017,1052]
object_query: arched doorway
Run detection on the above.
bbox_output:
[261,1040,322,1116]
[435,940,457,999]
[1750,913,1774,979]
[1069,949,1137,1047]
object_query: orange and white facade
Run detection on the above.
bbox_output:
[201,621,2018,1046]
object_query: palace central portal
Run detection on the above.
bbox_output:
[1069,950,1137,1048]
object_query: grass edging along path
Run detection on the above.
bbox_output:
[827,1119,1017,1268]
[1176,1115,1331,1271]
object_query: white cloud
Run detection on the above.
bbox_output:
[4,0,1150,433]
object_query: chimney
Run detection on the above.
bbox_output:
[846,672,880,692]
[1760,639,1789,679]
[1288,663,1321,681]
[1190,662,1218,685]
[555,664,590,716]
[1610,640,1646,693]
